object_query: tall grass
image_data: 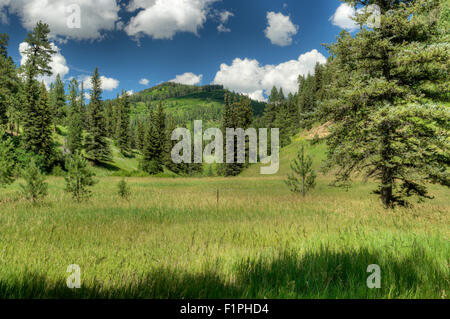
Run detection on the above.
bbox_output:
[0,175,448,299]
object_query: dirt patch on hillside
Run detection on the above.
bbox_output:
[305,121,332,139]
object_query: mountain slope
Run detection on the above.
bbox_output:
[128,82,266,127]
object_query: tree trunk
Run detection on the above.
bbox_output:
[302,174,305,197]
[381,167,393,208]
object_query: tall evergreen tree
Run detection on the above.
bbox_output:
[51,74,66,129]
[80,81,87,129]
[104,100,115,138]
[21,22,56,169]
[66,78,83,154]
[0,33,19,129]
[155,100,166,155]
[136,117,146,152]
[140,108,163,174]
[116,90,131,155]
[222,95,254,176]
[323,0,450,207]
[85,68,111,163]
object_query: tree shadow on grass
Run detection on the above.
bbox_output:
[1,246,447,299]
[93,161,120,171]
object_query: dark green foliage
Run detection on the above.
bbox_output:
[22,82,55,170]
[64,153,96,202]
[21,22,56,170]
[117,179,131,200]
[104,100,115,138]
[20,159,48,203]
[222,95,254,176]
[0,33,19,128]
[286,144,316,197]
[116,91,131,155]
[206,165,214,177]
[80,82,87,129]
[323,0,450,207]
[136,117,146,152]
[51,74,66,127]
[85,68,111,163]
[140,108,163,174]
[66,78,83,154]
[0,132,16,186]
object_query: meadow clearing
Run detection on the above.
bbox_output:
[0,140,448,299]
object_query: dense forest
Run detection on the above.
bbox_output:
[0,0,449,207]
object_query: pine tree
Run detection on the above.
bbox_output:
[0,33,19,129]
[286,144,316,197]
[163,115,181,173]
[66,78,83,154]
[64,153,96,202]
[85,68,111,163]
[323,0,450,207]
[140,108,163,174]
[155,101,166,154]
[20,159,48,203]
[21,22,56,169]
[136,117,146,152]
[80,81,87,129]
[104,100,114,138]
[222,95,253,176]
[22,82,55,169]
[52,74,66,129]
[116,90,131,155]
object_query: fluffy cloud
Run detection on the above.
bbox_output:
[139,78,149,85]
[19,41,69,87]
[264,12,298,46]
[217,10,233,33]
[125,0,217,40]
[330,4,381,31]
[80,75,119,91]
[213,49,326,102]
[0,0,120,41]
[170,72,203,85]
[330,3,358,31]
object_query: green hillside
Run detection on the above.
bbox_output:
[127,82,266,127]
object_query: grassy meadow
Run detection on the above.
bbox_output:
[0,137,448,299]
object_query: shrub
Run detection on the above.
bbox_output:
[64,153,97,202]
[20,159,48,203]
[285,144,316,197]
[117,179,131,200]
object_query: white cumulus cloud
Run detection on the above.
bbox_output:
[170,72,203,85]
[19,41,69,87]
[213,49,327,102]
[216,10,233,33]
[0,0,121,41]
[80,74,119,91]
[125,0,218,40]
[330,3,358,31]
[264,11,298,47]
[139,78,149,85]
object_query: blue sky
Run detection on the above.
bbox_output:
[0,0,357,101]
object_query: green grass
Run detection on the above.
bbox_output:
[0,137,448,298]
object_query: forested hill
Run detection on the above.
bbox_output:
[123,82,266,127]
